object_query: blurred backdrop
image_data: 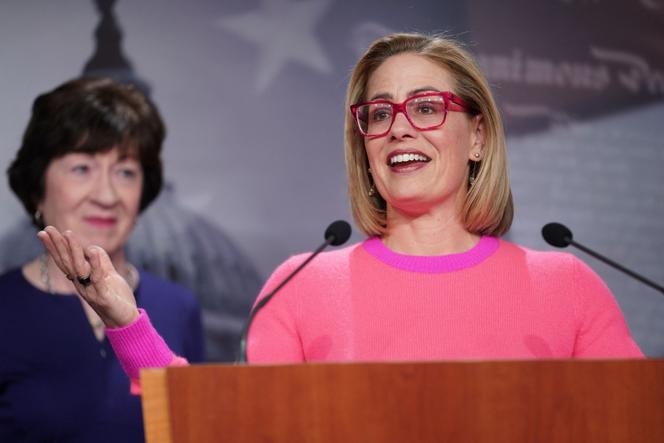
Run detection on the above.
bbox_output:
[1,0,662,358]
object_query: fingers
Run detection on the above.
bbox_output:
[38,227,74,280]
[39,227,97,286]
[36,229,56,259]
[85,245,115,274]
[85,245,122,296]
[85,245,107,283]
[64,231,92,282]
[37,227,138,328]
[85,244,139,328]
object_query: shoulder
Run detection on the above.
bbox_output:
[0,268,29,302]
[274,242,362,276]
[260,242,362,293]
[497,239,582,274]
[137,270,205,359]
[0,267,23,285]
[136,270,203,339]
[496,240,609,297]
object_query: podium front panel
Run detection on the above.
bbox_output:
[142,359,664,443]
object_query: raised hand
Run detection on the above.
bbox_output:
[37,226,139,328]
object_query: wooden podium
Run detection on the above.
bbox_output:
[141,359,664,442]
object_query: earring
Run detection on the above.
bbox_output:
[34,209,44,228]
[367,167,376,196]
[473,152,481,159]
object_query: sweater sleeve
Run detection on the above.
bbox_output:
[571,257,644,358]
[106,309,189,394]
[246,256,307,363]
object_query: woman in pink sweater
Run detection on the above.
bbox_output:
[39,33,642,381]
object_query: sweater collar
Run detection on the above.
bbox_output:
[362,235,499,273]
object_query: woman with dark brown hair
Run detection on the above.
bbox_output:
[0,77,205,442]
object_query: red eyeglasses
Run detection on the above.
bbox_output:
[350,91,470,138]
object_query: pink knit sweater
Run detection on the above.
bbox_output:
[246,236,642,362]
[108,236,642,387]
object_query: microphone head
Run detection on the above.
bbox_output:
[325,220,352,246]
[542,222,573,247]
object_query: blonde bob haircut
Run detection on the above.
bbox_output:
[344,33,513,237]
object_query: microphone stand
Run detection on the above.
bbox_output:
[237,220,351,364]
[568,239,664,295]
[543,222,664,295]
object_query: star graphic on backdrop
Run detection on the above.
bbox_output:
[640,0,661,10]
[217,0,333,92]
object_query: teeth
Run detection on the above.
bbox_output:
[390,153,429,165]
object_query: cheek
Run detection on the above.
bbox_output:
[129,180,145,214]
[426,129,472,163]
[364,141,382,167]
[123,185,143,214]
[42,183,83,213]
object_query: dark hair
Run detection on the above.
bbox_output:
[7,77,165,227]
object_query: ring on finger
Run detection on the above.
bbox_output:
[77,275,92,286]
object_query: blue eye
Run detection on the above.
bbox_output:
[117,166,141,180]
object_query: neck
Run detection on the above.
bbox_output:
[383,206,479,256]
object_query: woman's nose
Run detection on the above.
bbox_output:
[388,111,416,139]
[90,172,118,206]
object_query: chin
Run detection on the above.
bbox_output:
[387,190,434,204]
[387,198,432,214]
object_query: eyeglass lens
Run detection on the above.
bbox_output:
[357,95,447,136]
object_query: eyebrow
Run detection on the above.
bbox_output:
[368,86,442,101]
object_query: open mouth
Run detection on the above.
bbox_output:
[387,151,431,169]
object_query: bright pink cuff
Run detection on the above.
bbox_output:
[128,355,189,395]
[106,308,176,380]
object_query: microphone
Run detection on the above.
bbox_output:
[238,220,352,363]
[542,222,664,295]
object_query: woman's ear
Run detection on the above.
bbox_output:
[468,114,486,161]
